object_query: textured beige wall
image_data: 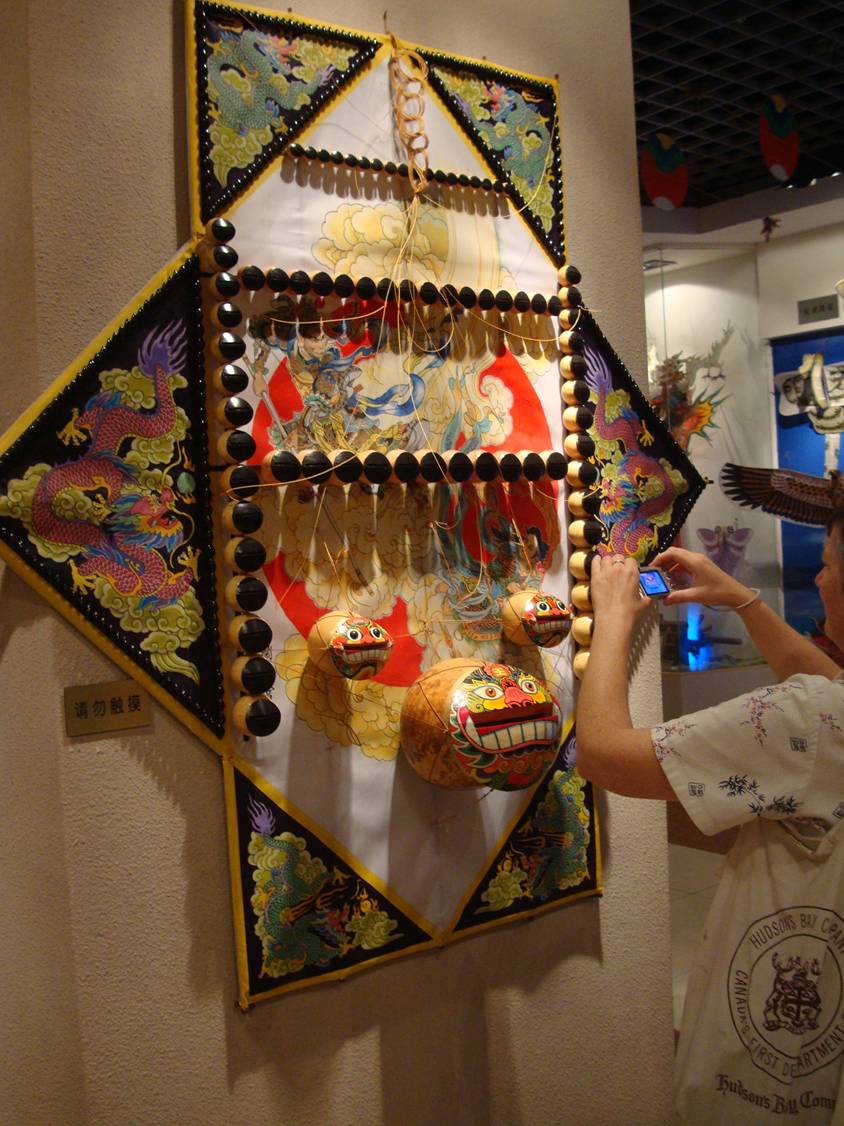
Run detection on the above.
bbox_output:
[1,2,674,1123]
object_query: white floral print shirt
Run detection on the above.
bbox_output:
[651,673,844,837]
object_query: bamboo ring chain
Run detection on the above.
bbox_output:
[389,36,431,197]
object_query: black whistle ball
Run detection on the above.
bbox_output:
[233,577,269,613]
[498,452,522,482]
[289,270,312,295]
[222,397,253,427]
[210,244,238,271]
[356,276,376,300]
[363,451,391,484]
[213,272,241,298]
[574,461,599,486]
[522,452,545,481]
[237,655,275,693]
[243,697,281,737]
[334,274,355,298]
[578,491,602,516]
[391,451,419,482]
[446,451,473,482]
[232,538,267,572]
[545,452,568,480]
[301,450,332,484]
[224,431,256,462]
[225,465,260,498]
[238,265,265,291]
[237,618,273,653]
[216,332,246,361]
[270,451,302,483]
[567,354,589,379]
[229,501,264,534]
[473,451,499,481]
[214,304,244,333]
[208,217,236,243]
[332,451,363,483]
[265,268,289,293]
[216,364,249,394]
[420,451,446,482]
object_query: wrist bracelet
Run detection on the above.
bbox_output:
[703,587,761,613]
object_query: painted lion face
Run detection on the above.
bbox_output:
[449,662,560,790]
[328,616,393,679]
[521,593,571,648]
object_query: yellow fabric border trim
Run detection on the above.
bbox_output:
[441,881,602,949]
[223,758,253,1010]
[247,924,434,1006]
[185,0,203,235]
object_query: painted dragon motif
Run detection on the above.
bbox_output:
[434,70,556,234]
[205,20,357,188]
[0,320,205,681]
[587,343,688,561]
[474,767,590,914]
[247,798,401,978]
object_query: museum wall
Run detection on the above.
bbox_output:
[0,2,675,1124]
[757,222,844,339]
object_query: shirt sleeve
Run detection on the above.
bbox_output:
[651,675,823,836]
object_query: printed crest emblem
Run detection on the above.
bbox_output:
[763,953,822,1035]
[728,907,844,1080]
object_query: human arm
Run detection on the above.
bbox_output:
[576,554,677,800]
[652,546,840,681]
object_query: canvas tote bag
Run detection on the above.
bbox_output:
[676,817,844,1125]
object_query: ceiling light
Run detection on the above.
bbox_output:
[643,258,677,271]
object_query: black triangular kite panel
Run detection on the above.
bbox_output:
[453,727,598,931]
[194,1,380,221]
[0,258,225,736]
[233,766,432,998]
[418,50,565,266]
[581,311,707,561]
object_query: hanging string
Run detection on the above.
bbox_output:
[272,485,328,610]
[252,287,582,349]
[500,483,538,578]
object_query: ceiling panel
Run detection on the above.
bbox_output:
[631,0,844,207]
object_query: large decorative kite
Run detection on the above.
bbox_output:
[0,1,703,1006]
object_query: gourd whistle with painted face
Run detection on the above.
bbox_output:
[306,612,393,679]
[501,589,572,648]
[451,662,560,789]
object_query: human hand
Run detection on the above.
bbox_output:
[652,546,755,609]
[589,553,651,625]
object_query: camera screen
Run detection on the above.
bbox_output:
[639,568,670,597]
